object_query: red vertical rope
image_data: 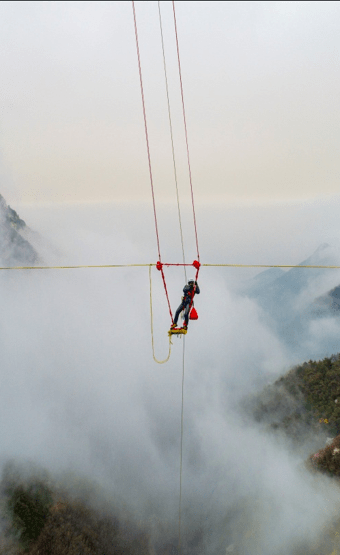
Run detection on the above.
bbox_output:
[172,1,200,262]
[160,267,174,323]
[132,1,162,262]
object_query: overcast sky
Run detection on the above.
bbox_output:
[1,1,340,205]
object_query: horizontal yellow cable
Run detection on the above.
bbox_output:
[0,264,153,270]
[0,263,340,270]
[202,264,340,269]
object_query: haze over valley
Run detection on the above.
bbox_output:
[1,197,340,554]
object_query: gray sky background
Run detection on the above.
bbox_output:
[1,1,340,204]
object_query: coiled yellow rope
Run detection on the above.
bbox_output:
[149,265,172,364]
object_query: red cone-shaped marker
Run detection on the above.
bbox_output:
[189,307,198,320]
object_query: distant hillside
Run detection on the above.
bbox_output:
[245,243,340,304]
[240,243,340,358]
[243,349,340,546]
[243,354,340,454]
[311,284,340,317]
[0,194,38,265]
[243,267,286,297]
[0,462,151,555]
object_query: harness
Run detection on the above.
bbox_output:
[183,286,195,304]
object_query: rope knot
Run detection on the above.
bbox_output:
[192,260,200,270]
[156,261,163,271]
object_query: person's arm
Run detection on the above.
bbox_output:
[195,283,200,294]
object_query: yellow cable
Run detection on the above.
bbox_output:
[201,264,340,268]
[149,265,172,364]
[0,264,153,270]
[1,263,340,270]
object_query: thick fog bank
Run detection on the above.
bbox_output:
[3,199,340,553]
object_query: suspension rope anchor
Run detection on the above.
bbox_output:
[192,260,200,270]
[156,261,163,271]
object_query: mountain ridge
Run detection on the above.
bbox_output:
[0,194,39,265]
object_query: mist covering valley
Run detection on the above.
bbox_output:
[2,196,340,554]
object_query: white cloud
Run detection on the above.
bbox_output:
[1,201,340,553]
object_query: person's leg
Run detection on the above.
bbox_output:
[173,302,185,326]
[183,302,191,328]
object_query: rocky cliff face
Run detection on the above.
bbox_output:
[0,194,38,265]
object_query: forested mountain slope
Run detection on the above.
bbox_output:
[0,194,38,265]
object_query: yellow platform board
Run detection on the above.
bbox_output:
[168,328,187,336]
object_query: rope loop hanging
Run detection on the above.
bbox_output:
[149,265,172,364]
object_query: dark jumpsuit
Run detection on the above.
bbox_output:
[173,283,200,327]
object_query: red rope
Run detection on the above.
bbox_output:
[157,261,200,326]
[132,1,162,263]
[172,1,200,262]
[157,261,200,269]
[133,2,201,326]
[184,267,200,323]
[160,267,174,323]
[156,263,196,267]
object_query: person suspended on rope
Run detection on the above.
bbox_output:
[171,278,200,330]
